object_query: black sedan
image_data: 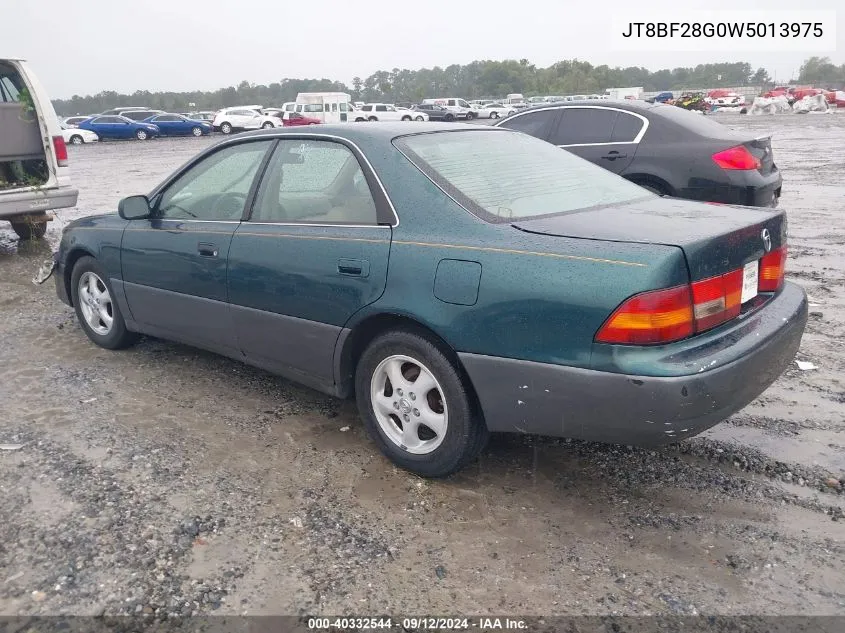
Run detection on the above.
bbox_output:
[493,100,782,207]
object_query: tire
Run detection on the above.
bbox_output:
[70,256,138,350]
[10,220,47,240]
[355,329,488,478]
[368,116,378,122]
[401,115,412,121]
[466,111,475,120]
[355,117,366,122]
[444,113,455,122]
[69,134,84,145]
[261,122,274,129]
[135,129,148,140]
[220,122,232,134]
[191,126,203,136]
[490,111,499,119]
[415,115,424,122]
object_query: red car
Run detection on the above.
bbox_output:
[282,112,321,127]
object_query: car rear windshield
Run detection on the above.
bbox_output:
[649,103,738,136]
[395,130,652,222]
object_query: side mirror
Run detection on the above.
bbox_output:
[118,195,152,220]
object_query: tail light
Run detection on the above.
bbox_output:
[759,245,787,292]
[712,145,760,170]
[52,136,68,167]
[595,285,694,345]
[691,269,743,331]
[597,244,788,345]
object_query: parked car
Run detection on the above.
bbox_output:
[412,104,455,121]
[473,102,518,119]
[282,112,321,126]
[99,106,148,115]
[63,115,93,127]
[1,57,78,239]
[421,98,475,119]
[78,115,160,140]
[213,107,278,134]
[494,101,783,207]
[143,113,212,137]
[50,123,806,477]
[60,124,98,145]
[353,103,427,122]
[119,109,165,121]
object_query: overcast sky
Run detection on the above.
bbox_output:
[3,0,842,98]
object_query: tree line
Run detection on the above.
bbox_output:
[52,57,844,116]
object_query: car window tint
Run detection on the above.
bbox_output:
[340,103,348,112]
[376,105,387,112]
[498,110,555,139]
[396,130,651,223]
[550,108,617,145]
[96,116,120,123]
[361,105,372,111]
[157,140,272,221]
[611,112,645,143]
[251,140,377,225]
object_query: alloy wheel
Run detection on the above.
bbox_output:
[77,272,114,336]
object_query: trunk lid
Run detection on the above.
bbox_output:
[512,197,786,281]
[744,135,776,176]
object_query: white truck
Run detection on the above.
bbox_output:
[605,87,643,100]
[1,57,78,240]
[294,92,354,123]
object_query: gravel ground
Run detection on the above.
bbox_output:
[0,115,844,618]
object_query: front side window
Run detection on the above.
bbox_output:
[340,102,348,112]
[395,130,651,223]
[251,140,378,225]
[95,116,120,124]
[157,140,272,221]
[361,105,372,112]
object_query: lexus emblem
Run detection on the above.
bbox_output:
[761,228,772,252]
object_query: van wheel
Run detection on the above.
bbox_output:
[71,256,139,350]
[355,329,488,478]
[135,129,148,140]
[220,122,232,134]
[10,220,47,240]
[69,134,84,145]
[368,116,378,122]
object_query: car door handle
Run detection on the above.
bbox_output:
[198,242,218,257]
[601,151,628,160]
[337,258,369,277]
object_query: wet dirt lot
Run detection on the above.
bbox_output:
[1,115,844,618]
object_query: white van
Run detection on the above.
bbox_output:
[1,57,78,239]
[294,92,353,123]
[420,97,476,120]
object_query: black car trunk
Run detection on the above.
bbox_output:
[512,196,786,282]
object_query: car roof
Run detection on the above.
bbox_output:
[237,122,506,143]
[506,99,661,114]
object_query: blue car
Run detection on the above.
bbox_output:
[78,115,160,140]
[143,113,213,137]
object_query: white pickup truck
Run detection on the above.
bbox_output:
[1,57,78,239]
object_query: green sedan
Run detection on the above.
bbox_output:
[52,123,807,477]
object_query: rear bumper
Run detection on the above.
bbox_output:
[0,186,78,219]
[699,169,783,207]
[460,282,807,446]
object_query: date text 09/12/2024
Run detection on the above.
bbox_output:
[307,617,528,630]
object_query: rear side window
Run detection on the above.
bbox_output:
[611,112,645,143]
[376,105,387,112]
[650,103,737,135]
[396,130,651,223]
[498,110,556,140]
[549,108,617,145]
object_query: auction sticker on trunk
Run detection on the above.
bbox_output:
[742,260,759,304]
